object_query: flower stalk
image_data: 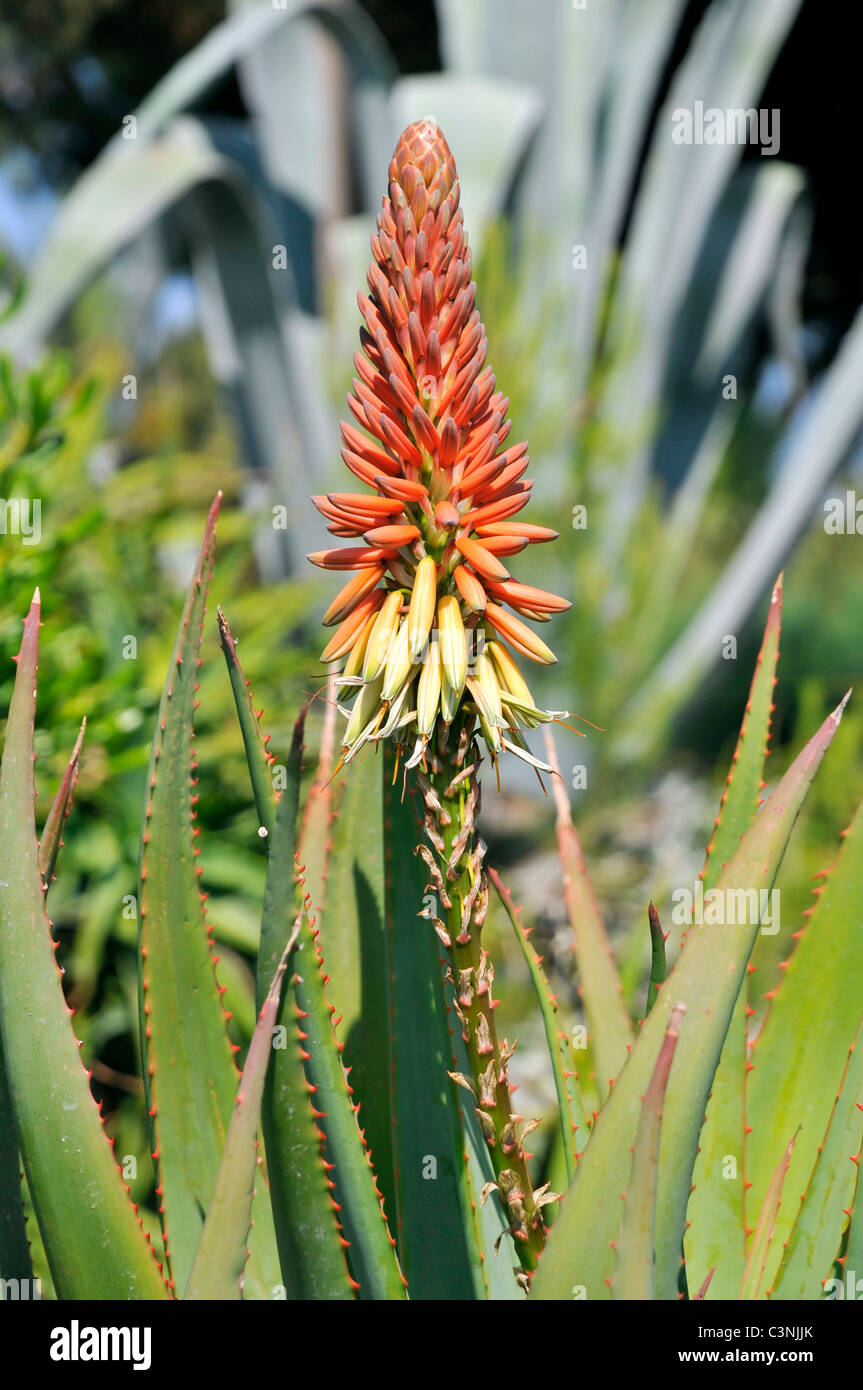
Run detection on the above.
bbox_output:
[417,716,550,1277]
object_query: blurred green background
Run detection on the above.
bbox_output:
[1,0,861,1201]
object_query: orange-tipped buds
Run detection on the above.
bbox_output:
[364,524,421,548]
[340,424,402,474]
[328,493,405,517]
[462,493,531,527]
[484,579,571,613]
[484,603,557,664]
[320,589,385,661]
[475,522,559,542]
[310,547,394,570]
[408,556,437,659]
[475,534,529,557]
[434,500,460,530]
[412,405,441,455]
[416,637,442,738]
[374,475,429,502]
[322,566,386,626]
[362,588,404,681]
[437,594,467,696]
[381,617,414,703]
[313,121,567,768]
[455,534,510,581]
[453,565,487,613]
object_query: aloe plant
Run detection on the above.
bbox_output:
[1,120,860,1303]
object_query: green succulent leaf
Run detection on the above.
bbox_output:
[770,1020,863,1299]
[530,693,847,1302]
[745,783,863,1294]
[0,1035,33,1287]
[686,575,782,1298]
[291,873,407,1300]
[217,607,278,839]
[259,725,406,1300]
[645,902,667,1015]
[612,1003,686,1301]
[0,593,168,1299]
[546,730,633,1099]
[258,714,353,1300]
[184,944,291,1300]
[739,1130,797,1300]
[489,867,587,1183]
[138,494,279,1297]
[38,718,85,891]
[385,751,514,1299]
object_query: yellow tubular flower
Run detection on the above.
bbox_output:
[487,640,534,707]
[408,557,437,661]
[437,595,467,698]
[381,618,414,704]
[363,589,403,682]
[416,638,442,738]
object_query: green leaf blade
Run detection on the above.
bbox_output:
[184,946,291,1300]
[685,575,783,1298]
[489,867,587,1183]
[745,785,863,1294]
[612,1003,686,1301]
[771,1021,863,1299]
[0,593,168,1299]
[530,694,846,1302]
[138,494,279,1296]
[545,730,634,1099]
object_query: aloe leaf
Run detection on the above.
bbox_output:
[645,902,667,1015]
[0,593,168,1299]
[685,575,783,1298]
[612,1003,686,1301]
[489,867,587,1182]
[771,1020,863,1299]
[217,607,277,837]
[258,722,403,1295]
[38,718,85,891]
[0,1036,33,1287]
[544,729,633,1098]
[256,709,304,1005]
[138,493,278,1297]
[297,678,337,928]
[292,871,407,1300]
[843,1133,863,1296]
[384,750,503,1298]
[258,726,352,1300]
[530,695,847,1302]
[303,738,497,1299]
[739,1131,797,1300]
[184,945,291,1300]
[745,784,863,1294]
[702,576,783,879]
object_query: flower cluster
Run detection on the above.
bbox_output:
[310,120,569,773]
